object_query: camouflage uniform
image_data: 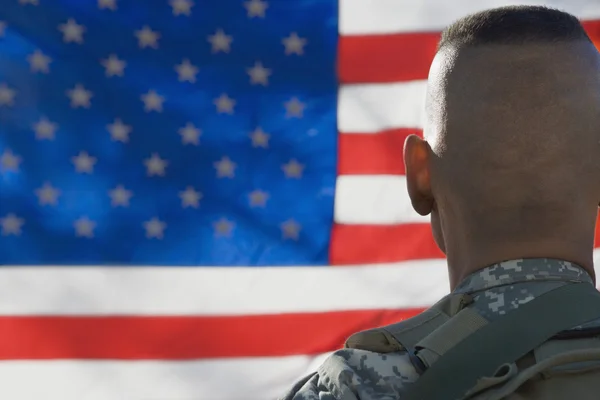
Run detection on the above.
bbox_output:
[279,259,599,400]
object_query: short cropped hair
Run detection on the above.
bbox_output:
[438,6,591,50]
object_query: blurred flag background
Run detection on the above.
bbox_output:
[0,0,599,399]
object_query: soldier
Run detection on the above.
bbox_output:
[279,5,600,400]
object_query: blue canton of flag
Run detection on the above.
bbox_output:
[0,0,338,265]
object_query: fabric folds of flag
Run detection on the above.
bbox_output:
[0,0,599,399]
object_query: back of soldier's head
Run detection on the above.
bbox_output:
[416,5,600,241]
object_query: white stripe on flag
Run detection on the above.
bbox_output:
[0,261,450,315]
[340,0,600,35]
[338,81,427,133]
[0,241,596,317]
[335,175,427,224]
[0,354,331,400]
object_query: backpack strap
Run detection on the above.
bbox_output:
[465,337,600,398]
[476,348,600,400]
[404,282,600,400]
[534,336,600,366]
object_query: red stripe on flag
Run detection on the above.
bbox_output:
[339,32,440,84]
[330,216,599,266]
[594,213,600,249]
[583,20,600,50]
[0,309,424,360]
[330,223,444,265]
[338,129,422,175]
[339,20,600,84]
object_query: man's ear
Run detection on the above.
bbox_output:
[404,134,434,216]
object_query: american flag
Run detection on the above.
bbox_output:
[0,0,599,399]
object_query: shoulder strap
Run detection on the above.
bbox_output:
[345,293,473,353]
[404,282,600,400]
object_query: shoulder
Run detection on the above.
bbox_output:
[281,348,420,400]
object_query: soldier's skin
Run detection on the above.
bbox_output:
[280,6,600,400]
[280,259,598,400]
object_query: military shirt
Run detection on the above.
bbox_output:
[279,258,599,400]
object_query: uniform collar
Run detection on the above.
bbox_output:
[453,258,593,294]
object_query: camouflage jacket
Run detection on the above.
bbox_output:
[278,259,599,400]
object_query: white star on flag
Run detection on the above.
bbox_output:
[98,0,117,10]
[27,50,52,73]
[141,90,165,112]
[244,0,268,18]
[247,62,271,86]
[214,93,235,114]
[107,118,132,142]
[175,59,199,82]
[282,159,304,178]
[108,185,133,207]
[32,117,58,140]
[248,190,269,207]
[66,84,93,108]
[284,97,305,118]
[281,219,301,240]
[0,149,21,172]
[71,151,97,174]
[208,29,232,53]
[179,186,202,208]
[213,218,234,237]
[135,26,160,49]
[35,182,61,206]
[214,156,236,178]
[59,19,86,44]
[250,127,270,148]
[170,0,194,16]
[144,153,168,176]
[144,217,166,239]
[101,54,126,77]
[282,32,307,55]
[0,214,24,236]
[0,83,16,106]
[178,122,201,145]
[74,216,96,238]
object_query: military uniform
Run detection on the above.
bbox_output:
[279,259,600,400]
